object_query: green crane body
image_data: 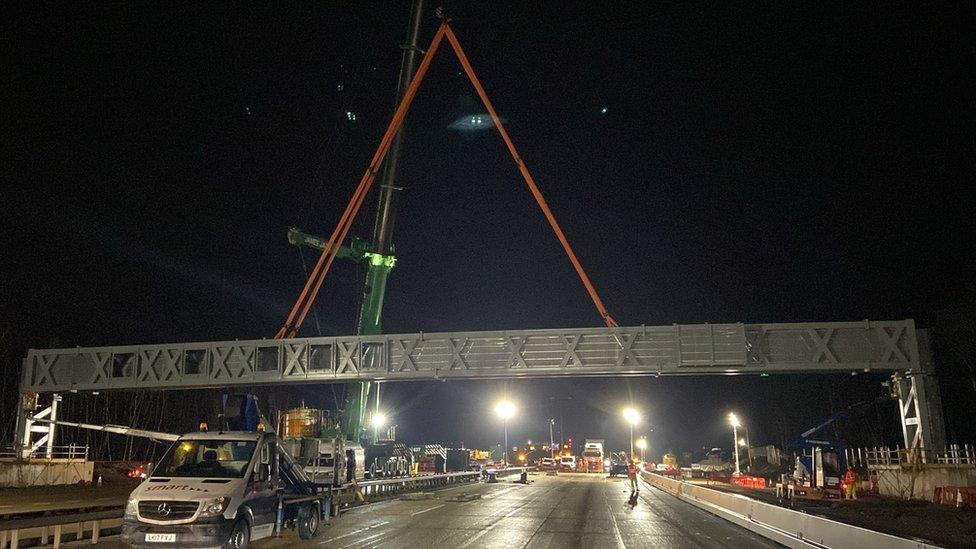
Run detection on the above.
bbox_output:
[290,0,424,446]
[288,227,395,444]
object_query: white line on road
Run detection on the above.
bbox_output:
[458,495,532,548]
[607,503,626,549]
[410,504,445,516]
[339,531,384,549]
[481,485,519,499]
[318,520,390,545]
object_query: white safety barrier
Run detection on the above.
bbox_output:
[641,471,943,549]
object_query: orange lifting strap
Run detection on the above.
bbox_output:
[276,21,617,339]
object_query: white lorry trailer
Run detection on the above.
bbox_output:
[582,439,605,473]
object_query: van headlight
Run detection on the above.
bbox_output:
[199,497,230,518]
[125,498,138,519]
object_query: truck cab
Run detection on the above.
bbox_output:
[608,451,630,477]
[582,439,605,473]
[122,431,324,548]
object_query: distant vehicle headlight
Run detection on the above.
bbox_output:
[603,459,611,467]
[198,497,230,518]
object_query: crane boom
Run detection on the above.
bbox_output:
[31,418,179,443]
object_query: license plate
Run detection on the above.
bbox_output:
[145,533,177,543]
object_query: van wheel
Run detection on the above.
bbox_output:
[298,503,319,540]
[224,519,250,549]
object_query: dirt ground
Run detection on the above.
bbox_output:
[0,463,140,516]
[705,482,976,549]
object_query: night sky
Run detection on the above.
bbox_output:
[3,3,974,456]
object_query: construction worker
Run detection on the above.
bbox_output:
[627,458,638,492]
[843,468,858,500]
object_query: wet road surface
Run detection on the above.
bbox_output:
[63,473,782,548]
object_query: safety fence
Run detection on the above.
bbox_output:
[357,470,481,498]
[0,445,89,460]
[0,508,120,548]
[355,467,531,499]
[933,486,976,509]
[846,444,975,467]
[641,470,941,549]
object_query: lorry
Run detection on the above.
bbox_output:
[446,448,471,472]
[300,438,365,485]
[276,405,365,486]
[785,399,885,498]
[413,444,447,474]
[582,439,605,473]
[365,442,413,478]
[608,451,630,477]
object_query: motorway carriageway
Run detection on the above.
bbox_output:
[65,473,782,548]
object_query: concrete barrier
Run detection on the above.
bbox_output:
[873,465,976,501]
[0,459,93,488]
[641,471,942,549]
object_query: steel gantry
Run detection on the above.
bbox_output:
[15,319,945,456]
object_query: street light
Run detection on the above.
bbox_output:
[622,407,640,458]
[636,436,648,462]
[729,412,741,474]
[371,412,388,442]
[495,401,516,467]
[549,418,556,459]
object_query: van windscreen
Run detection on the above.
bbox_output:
[154,440,257,479]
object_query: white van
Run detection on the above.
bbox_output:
[122,431,327,548]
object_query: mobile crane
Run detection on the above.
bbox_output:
[277,7,618,448]
[286,0,426,447]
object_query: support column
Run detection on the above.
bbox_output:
[16,392,60,459]
[893,328,947,460]
[14,391,34,458]
[46,394,59,458]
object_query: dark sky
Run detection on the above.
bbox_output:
[3,3,974,456]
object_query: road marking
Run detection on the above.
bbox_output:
[410,503,445,516]
[339,531,384,549]
[318,520,389,545]
[607,503,626,549]
[482,485,519,499]
[459,495,531,548]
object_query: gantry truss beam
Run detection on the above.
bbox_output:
[20,320,922,393]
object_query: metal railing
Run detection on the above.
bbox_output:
[846,444,975,468]
[357,471,481,498]
[0,508,121,548]
[0,444,89,460]
[353,467,532,500]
